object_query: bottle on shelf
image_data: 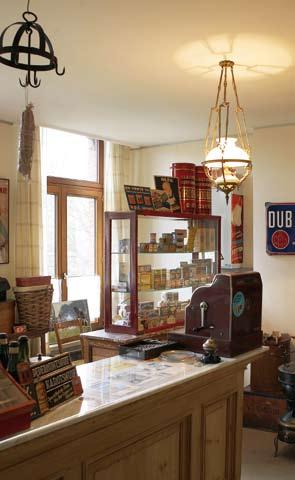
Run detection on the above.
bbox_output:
[17,335,32,385]
[7,340,20,382]
[0,332,9,369]
[18,335,30,364]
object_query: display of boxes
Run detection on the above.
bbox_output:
[138,301,154,311]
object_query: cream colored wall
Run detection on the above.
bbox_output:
[0,123,17,288]
[253,125,295,334]
[131,141,253,268]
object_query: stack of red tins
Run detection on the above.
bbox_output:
[195,166,212,214]
[171,163,196,213]
[171,163,212,214]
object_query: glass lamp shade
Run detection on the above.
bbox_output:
[202,138,252,203]
[205,137,249,167]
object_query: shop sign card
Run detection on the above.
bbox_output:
[124,185,153,211]
[231,194,244,264]
[266,202,295,254]
[0,179,9,264]
[154,176,181,212]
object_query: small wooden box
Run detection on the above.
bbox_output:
[0,300,15,333]
[243,386,287,432]
[250,335,290,395]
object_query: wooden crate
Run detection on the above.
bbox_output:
[250,334,290,395]
[243,386,286,432]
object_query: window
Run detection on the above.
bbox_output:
[41,128,104,327]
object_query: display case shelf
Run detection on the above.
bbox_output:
[105,210,221,335]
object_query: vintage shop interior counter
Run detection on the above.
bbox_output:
[0,347,267,480]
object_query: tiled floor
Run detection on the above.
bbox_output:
[242,428,295,479]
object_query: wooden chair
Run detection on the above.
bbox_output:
[54,319,84,362]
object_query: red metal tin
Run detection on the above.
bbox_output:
[171,163,196,213]
[195,166,212,214]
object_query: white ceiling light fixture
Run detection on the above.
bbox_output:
[202,60,252,203]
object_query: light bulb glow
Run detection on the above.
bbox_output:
[215,167,240,186]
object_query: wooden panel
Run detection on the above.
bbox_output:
[84,419,190,480]
[201,392,238,480]
[92,345,119,361]
[202,399,227,480]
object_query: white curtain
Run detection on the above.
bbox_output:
[104,142,134,211]
[15,127,43,277]
[15,126,44,354]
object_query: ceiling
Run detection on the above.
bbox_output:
[0,0,295,146]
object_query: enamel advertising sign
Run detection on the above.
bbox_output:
[266,203,295,254]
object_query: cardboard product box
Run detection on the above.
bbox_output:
[138,264,152,272]
[167,305,177,324]
[146,310,160,329]
[204,258,213,274]
[180,261,188,267]
[137,313,145,331]
[161,269,167,289]
[158,306,169,324]
[138,272,152,290]
[162,291,179,303]
[162,233,173,241]
[174,229,187,238]
[138,301,154,311]
[150,233,157,243]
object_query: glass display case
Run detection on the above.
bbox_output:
[104,211,221,334]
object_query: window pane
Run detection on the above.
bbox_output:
[67,276,100,320]
[46,194,56,278]
[67,196,96,276]
[42,127,98,181]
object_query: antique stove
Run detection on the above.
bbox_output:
[274,362,295,456]
[169,272,263,357]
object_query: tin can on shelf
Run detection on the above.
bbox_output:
[195,166,212,214]
[171,163,196,213]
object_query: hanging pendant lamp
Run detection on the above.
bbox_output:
[0,0,65,88]
[202,60,252,204]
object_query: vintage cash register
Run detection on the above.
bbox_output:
[169,272,263,357]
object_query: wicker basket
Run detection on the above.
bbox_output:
[14,285,53,331]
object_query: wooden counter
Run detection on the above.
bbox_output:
[0,347,267,480]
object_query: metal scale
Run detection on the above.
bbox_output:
[169,272,263,357]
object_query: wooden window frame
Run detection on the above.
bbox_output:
[47,140,104,328]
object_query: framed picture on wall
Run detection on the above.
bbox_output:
[0,179,9,264]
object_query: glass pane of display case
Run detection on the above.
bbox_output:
[110,218,131,328]
[105,211,221,335]
[136,215,219,332]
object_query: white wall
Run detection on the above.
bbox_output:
[253,125,295,334]
[131,140,253,268]
[0,123,17,288]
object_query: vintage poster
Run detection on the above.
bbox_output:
[266,202,295,254]
[231,194,243,264]
[0,179,9,264]
[124,185,153,211]
[154,176,181,212]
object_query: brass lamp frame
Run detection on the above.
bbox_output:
[202,60,252,203]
